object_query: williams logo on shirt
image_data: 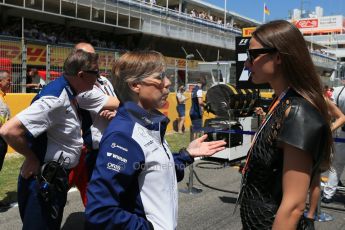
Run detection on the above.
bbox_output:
[106,152,128,163]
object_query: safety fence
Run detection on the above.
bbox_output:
[0,38,120,93]
[0,37,214,93]
[0,38,26,93]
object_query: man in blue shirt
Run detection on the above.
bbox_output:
[0,49,99,229]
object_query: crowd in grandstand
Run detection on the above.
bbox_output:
[0,21,121,50]
[190,9,224,25]
[125,0,238,29]
[0,0,243,49]
[309,47,336,58]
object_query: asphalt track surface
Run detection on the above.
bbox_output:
[1,158,345,229]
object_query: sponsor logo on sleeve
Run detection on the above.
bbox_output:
[111,142,128,152]
[106,152,128,163]
[144,140,154,147]
[107,162,125,172]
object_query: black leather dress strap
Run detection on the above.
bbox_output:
[277,97,328,163]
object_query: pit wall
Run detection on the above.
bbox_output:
[5,92,215,153]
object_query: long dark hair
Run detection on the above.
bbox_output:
[252,20,333,171]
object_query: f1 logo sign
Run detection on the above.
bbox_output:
[238,39,249,46]
[239,66,251,81]
[235,36,270,89]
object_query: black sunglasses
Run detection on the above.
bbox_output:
[75,49,99,60]
[246,47,278,64]
[83,70,100,77]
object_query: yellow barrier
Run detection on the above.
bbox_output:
[6,93,36,153]
[6,93,36,116]
[160,92,214,132]
[5,92,214,153]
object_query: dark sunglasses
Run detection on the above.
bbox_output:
[75,49,99,60]
[246,47,278,64]
[83,70,100,77]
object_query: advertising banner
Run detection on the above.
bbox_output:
[294,16,344,34]
[242,27,256,37]
[0,41,118,69]
[165,56,198,69]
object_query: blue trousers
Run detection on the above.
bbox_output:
[18,175,67,230]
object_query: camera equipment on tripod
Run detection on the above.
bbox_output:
[205,84,257,117]
[204,118,243,148]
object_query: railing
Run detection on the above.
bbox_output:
[305,34,345,45]
[309,50,337,71]
[114,0,242,34]
[1,0,240,49]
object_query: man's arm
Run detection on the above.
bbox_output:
[77,88,119,113]
[102,96,120,111]
[0,117,40,178]
[0,96,61,178]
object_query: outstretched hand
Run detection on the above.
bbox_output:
[187,134,226,158]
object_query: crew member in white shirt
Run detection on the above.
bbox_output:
[0,48,99,229]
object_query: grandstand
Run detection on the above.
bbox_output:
[0,0,341,93]
[0,0,259,54]
[289,7,345,85]
[0,0,262,93]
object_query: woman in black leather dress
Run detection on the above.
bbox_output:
[239,20,333,230]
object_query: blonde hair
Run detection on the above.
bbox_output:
[111,50,166,102]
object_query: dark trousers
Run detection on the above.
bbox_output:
[18,175,67,230]
[85,148,99,180]
[0,136,7,171]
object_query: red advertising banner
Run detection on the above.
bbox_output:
[0,41,118,69]
[295,19,318,29]
[293,16,344,34]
